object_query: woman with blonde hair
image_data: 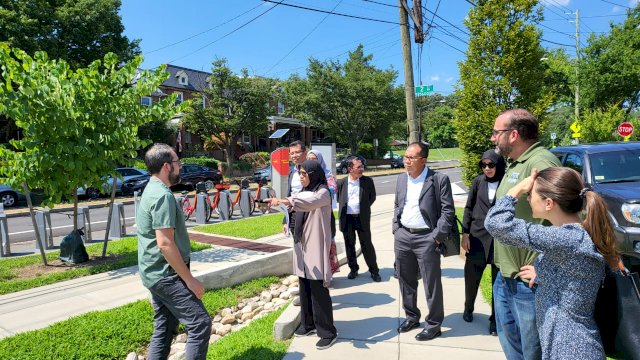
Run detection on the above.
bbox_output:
[485,167,618,360]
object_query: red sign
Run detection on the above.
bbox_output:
[270,148,291,176]
[617,122,634,137]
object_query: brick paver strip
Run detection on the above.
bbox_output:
[188,232,289,253]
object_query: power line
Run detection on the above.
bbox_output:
[543,13,627,20]
[599,0,632,9]
[146,3,263,54]
[422,5,469,36]
[264,0,344,75]
[431,35,466,55]
[541,38,574,47]
[166,1,284,65]
[262,0,401,25]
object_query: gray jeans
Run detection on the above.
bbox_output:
[147,274,212,360]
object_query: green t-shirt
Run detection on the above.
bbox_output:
[137,178,190,288]
[494,142,561,279]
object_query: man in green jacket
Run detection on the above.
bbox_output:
[490,109,560,360]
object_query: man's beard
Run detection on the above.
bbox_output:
[169,166,181,185]
[496,142,512,157]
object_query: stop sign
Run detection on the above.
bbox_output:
[617,122,634,137]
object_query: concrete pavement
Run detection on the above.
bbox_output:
[283,193,505,360]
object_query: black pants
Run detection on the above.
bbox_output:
[394,227,443,331]
[343,214,379,275]
[464,234,498,323]
[299,277,337,339]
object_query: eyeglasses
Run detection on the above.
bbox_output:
[168,160,181,165]
[299,170,312,176]
[289,150,304,156]
[402,156,424,162]
[491,128,512,136]
[480,162,496,169]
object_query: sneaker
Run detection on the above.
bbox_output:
[316,335,338,350]
[371,273,382,282]
[294,325,317,337]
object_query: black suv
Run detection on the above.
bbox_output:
[336,155,367,174]
[171,163,222,191]
[551,142,640,270]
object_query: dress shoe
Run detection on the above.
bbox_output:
[415,328,441,341]
[462,311,473,322]
[397,319,420,333]
[371,273,382,282]
[489,321,497,336]
[347,270,358,279]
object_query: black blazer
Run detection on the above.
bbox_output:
[462,174,500,259]
[392,169,455,243]
[337,175,376,232]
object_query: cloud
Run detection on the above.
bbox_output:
[612,5,624,13]
[630,0,639,7]
[541,0,570,6]
[445,77,453,83]
[430,75,440,82]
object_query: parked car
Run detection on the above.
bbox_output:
[551,141,640,270]
[336,155,367,174]
[171,163,222,191]
[388,153,404,168]
[253,166,272,182]
[0,184,26,207]
[121,174,150,195]
[77,167,149,199]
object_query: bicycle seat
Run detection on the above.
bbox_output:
[240,178,250,189]
[180,191,188,196]
[195,181,208,193]
[259,177,268,186]
[215,183,231,190]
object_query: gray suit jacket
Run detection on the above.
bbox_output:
[392,168,455,243]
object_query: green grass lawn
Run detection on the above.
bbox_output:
[0,237,210,295]
[0,276,282,360]
[428,147,463,161]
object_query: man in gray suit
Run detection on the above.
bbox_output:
[393,142,455,341]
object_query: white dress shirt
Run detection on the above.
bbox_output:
[400,166,430,229]
[346,177,361,215]
[290,167,303,195]
[488,181,498,203]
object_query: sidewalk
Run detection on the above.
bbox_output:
[283,193,505,360]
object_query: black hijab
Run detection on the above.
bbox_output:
[479,149,506,183]
[293,160,329,244]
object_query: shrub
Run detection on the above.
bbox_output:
[239,152,270,169]
[358,143,375,159]
[181,156,219,169]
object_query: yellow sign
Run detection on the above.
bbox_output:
[570,121,581,133]
[572,132,581,138]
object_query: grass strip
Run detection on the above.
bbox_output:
[0,276,279,360]
[0,237,210,295]
[194,213,285,239]
[207,307,290,360]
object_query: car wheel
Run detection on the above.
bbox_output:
[86,188,100,199]
[340,166,349,175]
[0,192,17,207]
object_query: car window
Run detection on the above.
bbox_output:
[589,150,640,183]
[564,154,583,173]
[553,152,564,163]
[117,168,139,177]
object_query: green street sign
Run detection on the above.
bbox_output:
[415,84,434,97]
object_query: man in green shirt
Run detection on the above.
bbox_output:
[490,109,560,360]
[137,144,211,360]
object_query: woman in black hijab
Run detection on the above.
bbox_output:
[460,149,506,335]
[267,160,338,350]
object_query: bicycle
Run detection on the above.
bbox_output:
[254,177,276,214]
[211,182,232,219]
[181,181,216,222]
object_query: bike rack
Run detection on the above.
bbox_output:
[108,202,126,239]
[133,191,141,224]
[35,209,54,250]
[218,190,231,221]
[0,213,10,257]
[239,189,252,218]
[76,206,92,243]
[195,193,208,224]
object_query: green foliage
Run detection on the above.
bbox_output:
[0,0,140,69]
[181,156,219,169]
[358,143,375,159]
[284,45,403,154]
[0,46,183,209]
[137,119,177,148]
[455,0,554,186]
[183,59,274,176]
[0,238,210,295]
[581,106,640,143]
[239,152,270,169]
[423,105,458,148]
[194,213,285,239]
[542,105,574,147]
[0,276,279,360]
[580,5,640,116]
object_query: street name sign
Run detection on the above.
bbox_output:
[415,85,434,97]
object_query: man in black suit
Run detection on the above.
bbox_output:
[337,156,380,282]
[393,142,455,341]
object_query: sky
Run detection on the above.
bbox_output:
[119,0,638,96]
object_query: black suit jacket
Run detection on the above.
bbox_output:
[392,169,455,243]
[337,175,376,232]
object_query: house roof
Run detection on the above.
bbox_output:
[161,64,211,92]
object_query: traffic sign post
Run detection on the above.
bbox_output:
[415,84,434,97]
[617,122,634,141]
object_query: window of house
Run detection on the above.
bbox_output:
[141,96,152,107]
[277,102,285,115]
[176,70,189,86]
[202,95,206,108]
[175,92,183,105]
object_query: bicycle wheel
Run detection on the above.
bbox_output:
[182,198,192,221]
[205,198,213,222]
[247,193,256,214]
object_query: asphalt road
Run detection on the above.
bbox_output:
[3,164,464,253]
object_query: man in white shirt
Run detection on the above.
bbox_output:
[337,157,379,282]
[392,142,455,341]
[283,140,307,235]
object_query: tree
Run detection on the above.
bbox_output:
[580,5,640,117]
[455,0,555,185]
[284,45,403,154]
[0,45,181,264]
[422,105,457,148]
[0,0,140,69]
[580,106,640,143]
[183,59,274,176]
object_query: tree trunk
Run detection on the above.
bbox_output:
[101,176,118,258]
[22,182,47,266]
[225,141,236,177]
[73,191,78,231]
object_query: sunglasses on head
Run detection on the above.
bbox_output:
[480,162,496,169]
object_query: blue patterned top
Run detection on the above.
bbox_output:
[485,196,606,360]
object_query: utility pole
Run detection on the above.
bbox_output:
[399,0,420,143]
[571,9,580,122]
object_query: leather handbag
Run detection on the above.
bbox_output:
[594,260,640,359]
[432,172,461,257]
